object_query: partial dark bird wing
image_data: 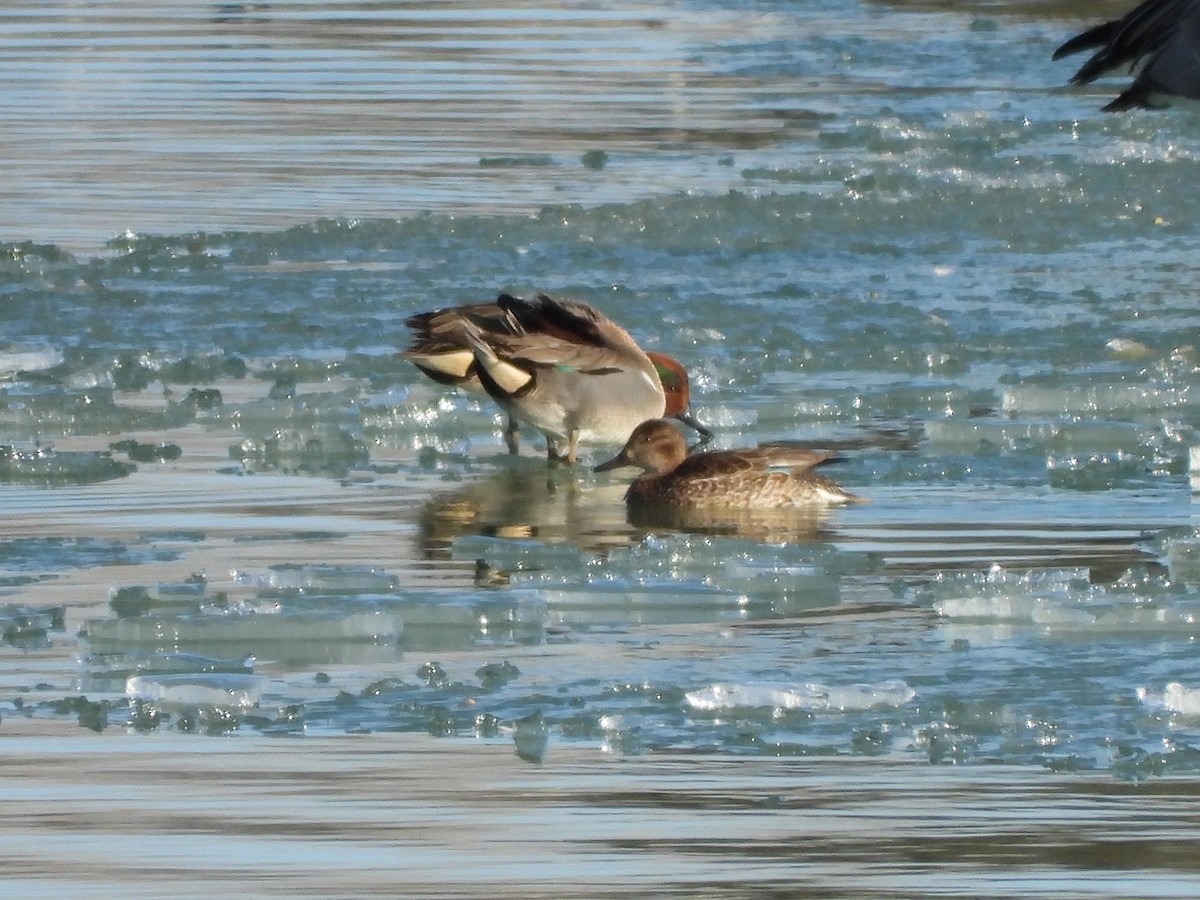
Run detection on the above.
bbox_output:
[1054,0,1200,110]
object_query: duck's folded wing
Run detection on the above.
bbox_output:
[486,332,637,376]
[405,301,519,353]
[672,447,835,481]
[748,446,840,473]
[501,292,646,354]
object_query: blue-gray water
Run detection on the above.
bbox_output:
[5,0,1200,895]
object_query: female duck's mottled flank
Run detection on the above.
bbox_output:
[403,292,710,462]
[595,419,863,508]
[1054,0,1200,110]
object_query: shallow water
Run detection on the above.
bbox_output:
[4,0,1200,893]
[5,730,1200,899]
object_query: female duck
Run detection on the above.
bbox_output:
[595,419,862,508]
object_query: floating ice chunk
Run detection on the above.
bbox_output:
[229,425,369,475]
[679,404,756,428]
[1138,682,1200,716]
[83,608,403,645]
[109,579,218,618]
[926,419,1144,454]
[724,562,824,578]
[110,439,182,463]
[0,602,66,647]
[512,711,549,764]
[1030,603,1097,626]
[252,564,400,595]
[925,420,1055,451]
[377,386,410,405]
[1105,338,1154,360]
[1031,601,1200,633]
[939,593,1200,632]
[126,673,269,709]
[934,594,1040,620]
[1169,539,1200,584]
[931,566,1111,623]
[1045,450,1147,491]
[1092,603,1200,632]
[0,345,64,379]
[87,651,253,677]
[1001,383,1188,416]
[0,445,134,485]
[537,583,733,607]
[686,679,915,712]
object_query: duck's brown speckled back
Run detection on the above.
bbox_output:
[597,419,863,509]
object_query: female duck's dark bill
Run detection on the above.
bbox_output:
[593,450,630,473]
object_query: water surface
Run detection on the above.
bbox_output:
[3,0,1200,894]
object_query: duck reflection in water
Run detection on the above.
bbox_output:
[417,459,636,561]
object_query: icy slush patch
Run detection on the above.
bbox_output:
[86,608,403,644]
[934,594,1041,620]
[936,593,1200,632]
[0,445,134,484]
[931,565,1200,633]
[126,673,269,709]
[1138,682,1200,717]
[0,345,64,379]
[1002,383,1190,416]
[686,679,915,712]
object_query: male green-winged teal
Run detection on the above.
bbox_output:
[595,419,863,508]
[403,293,710,462]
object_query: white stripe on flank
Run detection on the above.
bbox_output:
[414,349,475,379]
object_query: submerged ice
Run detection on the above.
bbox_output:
[686,680,916,713]
[1139,683,1200,717]
[929,563,1200,635]
[126,673,268,709]
[0,444,134,484]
